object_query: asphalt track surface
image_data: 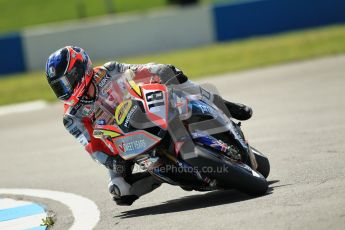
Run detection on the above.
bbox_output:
[1,55,345,230]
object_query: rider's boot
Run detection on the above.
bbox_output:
[223,100,253,121]
[108,170,161,206]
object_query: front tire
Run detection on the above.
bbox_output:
[220,160,268,196]
[182,146,268,196]
[251,147,270,178]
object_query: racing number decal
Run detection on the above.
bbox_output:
[146,91,164,110]
[142,84,168,129]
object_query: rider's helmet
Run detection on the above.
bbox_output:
[45,46,93,106]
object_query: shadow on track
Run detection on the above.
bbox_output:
[116,180,279,219]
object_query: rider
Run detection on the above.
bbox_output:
[45,46,252,206]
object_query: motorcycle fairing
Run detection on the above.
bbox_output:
[186,99,250,160]
[93,122,161,159]
[171,90,190,120]
[93,124,124,138]
[188,100,219,118]
[126,79,143,100]
[113,131,161,160]
[114,99,133,125]
[192,131,229,153]
[141,84,169,130]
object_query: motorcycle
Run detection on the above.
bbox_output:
[93,70,270,195]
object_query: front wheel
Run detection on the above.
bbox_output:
[220,160,269,196]
[183,146,268,196]
[251,147,270,178]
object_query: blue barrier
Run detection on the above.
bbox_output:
[213,0,345,41]
[0,33,26,75]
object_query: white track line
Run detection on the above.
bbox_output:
[0,198,32,210]
[0,189,100,230]
[0,101,48,116]
[0,213,46,230]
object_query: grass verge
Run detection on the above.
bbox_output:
[0,0,230,34]
[0,24,344,106]
[0,0,167,33]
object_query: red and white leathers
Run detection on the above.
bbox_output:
[63,61,188,205]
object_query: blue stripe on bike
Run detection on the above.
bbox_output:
[0,203,45,222]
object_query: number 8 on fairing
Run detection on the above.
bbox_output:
[146,91,164,110]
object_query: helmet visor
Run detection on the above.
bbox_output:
[50,75,74,100]
[49,67,82,100]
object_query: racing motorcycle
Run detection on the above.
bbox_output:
[93,70,270,195]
